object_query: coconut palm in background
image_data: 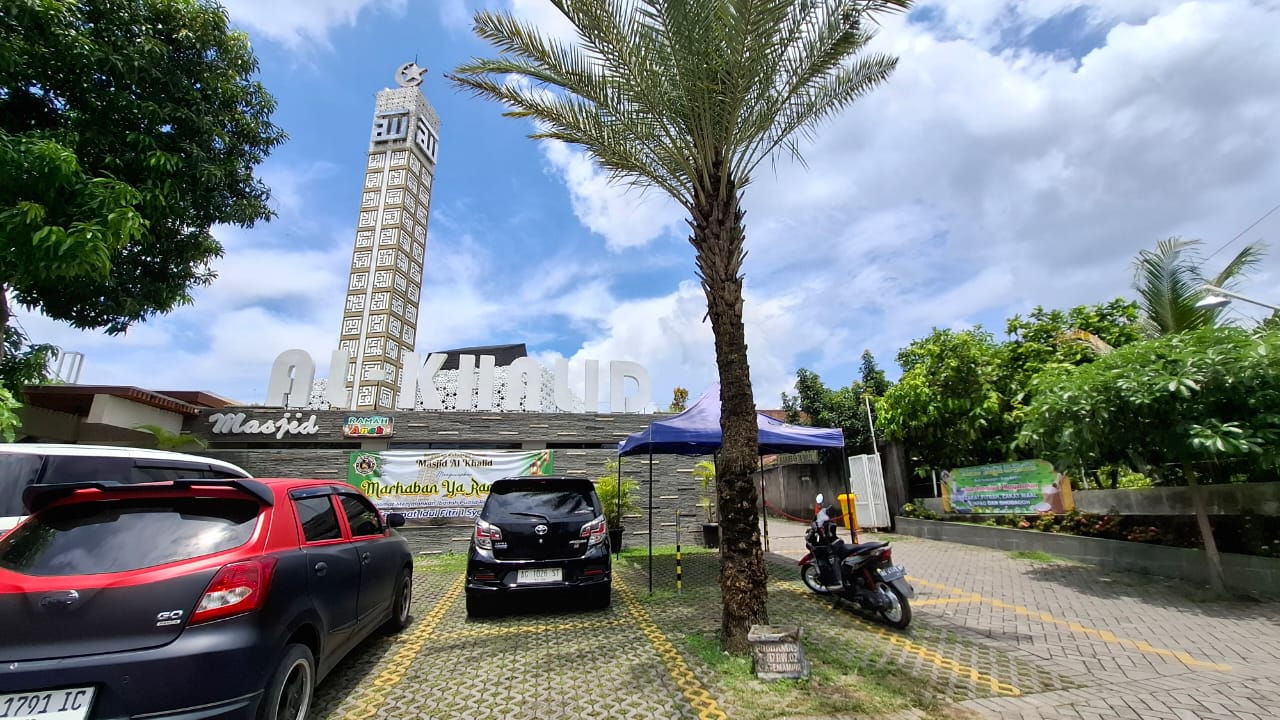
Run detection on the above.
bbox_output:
[1133,236,1266,337]
[449,0,912,650]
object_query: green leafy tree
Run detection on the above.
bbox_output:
[0,386,20,442]
[669,386,689,413]
[595,459,638,529]
[134,424,208,451]
[1019,327,1280,594]
[780,352,890,454]
[1132,237,1264,337]
[448,0,913,651]
[0,0,286,355]
[693,460,717,523]
[877,328,1010,472]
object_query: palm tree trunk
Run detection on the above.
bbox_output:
[690,159,767,653]
[1182,462,1226,595]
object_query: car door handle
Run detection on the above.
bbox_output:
[314,562,328,576]
[361,552,371,565]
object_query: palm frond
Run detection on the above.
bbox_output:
[1206,241,1266,290]
[1132,236,1215,336]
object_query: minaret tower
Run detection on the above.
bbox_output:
[337,62,440,410]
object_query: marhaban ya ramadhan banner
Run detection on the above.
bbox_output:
[941,459,1074,515]
[346,449,554,524]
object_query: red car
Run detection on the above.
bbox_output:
[0,477,413,720]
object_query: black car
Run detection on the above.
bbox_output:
[465,476,611,616]
[0,477,413,720]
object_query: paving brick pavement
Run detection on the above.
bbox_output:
[765,518,1280,720]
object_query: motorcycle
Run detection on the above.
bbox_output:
[798,493,914,629]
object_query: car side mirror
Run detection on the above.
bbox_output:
[386,512,406,529]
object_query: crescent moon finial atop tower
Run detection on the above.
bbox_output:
[396,61,427,88]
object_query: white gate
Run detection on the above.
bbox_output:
[847,453,890,529]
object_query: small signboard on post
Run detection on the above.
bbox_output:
[748,625,810,680]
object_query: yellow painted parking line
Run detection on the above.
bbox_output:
[340,576,464,720]
[433,617,631,642]
[615,574,729,720]
[908,577,1232,672]
[776,582,1022,697]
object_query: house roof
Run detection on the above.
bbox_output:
[21,385,204,417]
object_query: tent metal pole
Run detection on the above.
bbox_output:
[648,442,654,595]
[759,457,769,553]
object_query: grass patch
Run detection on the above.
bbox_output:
[683,631,962,720]
[414,552,468,573]
[1008,550,1062,563]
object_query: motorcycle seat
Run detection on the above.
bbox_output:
[836,541,889,558]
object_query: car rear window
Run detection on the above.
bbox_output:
[484,482,599,521]
[0,454,43,516]
[0,498,260,576]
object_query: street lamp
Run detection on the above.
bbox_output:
[1195,284,1280,313]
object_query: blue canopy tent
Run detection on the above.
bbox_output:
[616,384,846,591]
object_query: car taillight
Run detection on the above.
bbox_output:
[475,518,502,549]
[190,556,277,625]
[580,516,606,546]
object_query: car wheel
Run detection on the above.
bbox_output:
[586,583,611,611]
[465,592,491,618]
[382,569,412,634]
[259,644,314,720]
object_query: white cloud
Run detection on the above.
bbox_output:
[220,0,406,48]
[512,0,1280,402]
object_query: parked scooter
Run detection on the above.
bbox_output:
[798,493,914,629]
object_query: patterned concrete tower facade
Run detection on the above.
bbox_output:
[337,62,440,411]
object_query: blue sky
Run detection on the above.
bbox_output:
[16,0,1280,410]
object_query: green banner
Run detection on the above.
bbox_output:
[346,449,553,525]
[941,459,1074,515]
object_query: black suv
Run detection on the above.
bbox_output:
[466,476,611,616]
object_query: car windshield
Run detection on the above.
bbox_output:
[485,483,598,521]
[0,497,260,577]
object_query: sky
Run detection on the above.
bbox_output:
[14,0,1280,411]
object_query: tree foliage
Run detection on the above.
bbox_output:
[669,386,689,413]
[0,0,286,339]
[448,0,913,652]
[782,350,890,453]
[1132,237,1265,337]
[875,300,1143,474]
[1018,327,1280,481]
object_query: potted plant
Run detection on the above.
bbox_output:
[693,460,720,548]
[595,460,637,554]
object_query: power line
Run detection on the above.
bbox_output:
[1204,200,1280,262]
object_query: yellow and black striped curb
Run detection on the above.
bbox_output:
[338,576,464,719]
[775,581,1023,697]
[616,574,729,720]
[909,576,1232,672]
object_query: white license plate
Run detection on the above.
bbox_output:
[0,687,96,720]
[879,565,906,582]
[516,567,562,584]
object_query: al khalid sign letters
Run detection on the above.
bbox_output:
[343,414,394,438]
[347,449,554,525]
[263,348,652,413]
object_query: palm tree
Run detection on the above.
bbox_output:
[134,424,208,451]
[449,0,911,650]
[1132,237,1265,337]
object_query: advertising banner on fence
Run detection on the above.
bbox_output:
[346,449,554,524]
[941,459,1074,515]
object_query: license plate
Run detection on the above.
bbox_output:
[879,565,906,583]
[0,687,96,720]
[516,567,562,584]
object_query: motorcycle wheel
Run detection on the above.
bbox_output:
[800,564,831,594]
[878,583,912,630]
